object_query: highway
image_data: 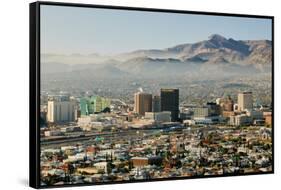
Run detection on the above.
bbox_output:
[41,125,236,149]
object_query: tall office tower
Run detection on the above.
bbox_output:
[219,95,234,112]
[134,92,152,116]
[223,95,234,111]
[206,102,221,116]
[47,96,76,123]
[79,97,91,116]
[238,92,253,111]
[91,96,111,113]
[152,95,161,112]
[160,89,179,121]
[79,96,111,116]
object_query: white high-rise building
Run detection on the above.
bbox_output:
[47,96,76,123]
[238,92,253,111]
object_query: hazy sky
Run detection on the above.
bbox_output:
[41,5,272,55]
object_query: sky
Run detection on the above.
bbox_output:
[41,5,272,55]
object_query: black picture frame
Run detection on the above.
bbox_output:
[30,1,274,189]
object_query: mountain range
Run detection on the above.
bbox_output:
[42,34,272,78]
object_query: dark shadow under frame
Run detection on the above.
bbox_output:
[29,1,274,189]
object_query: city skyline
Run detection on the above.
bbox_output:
[40,88,272,186]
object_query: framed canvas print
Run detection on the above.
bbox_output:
[29,1,274,188]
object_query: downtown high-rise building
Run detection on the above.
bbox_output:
[134,92,152,116]
[47,96,76,123]
[160,88,179,121]
[238,92,253,111]
[79,96,111,116]
[152,95,161,112]
[222,95,234,111]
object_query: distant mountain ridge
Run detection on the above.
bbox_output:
[118,34,271,65]
[42,34,272,77]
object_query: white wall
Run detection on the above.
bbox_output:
[0,0,279,190]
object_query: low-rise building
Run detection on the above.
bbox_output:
[263,112,272,126]
[144,111,171,123]
[44,130,62,137]
[131,157,149,167]
[229,114,252,126]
